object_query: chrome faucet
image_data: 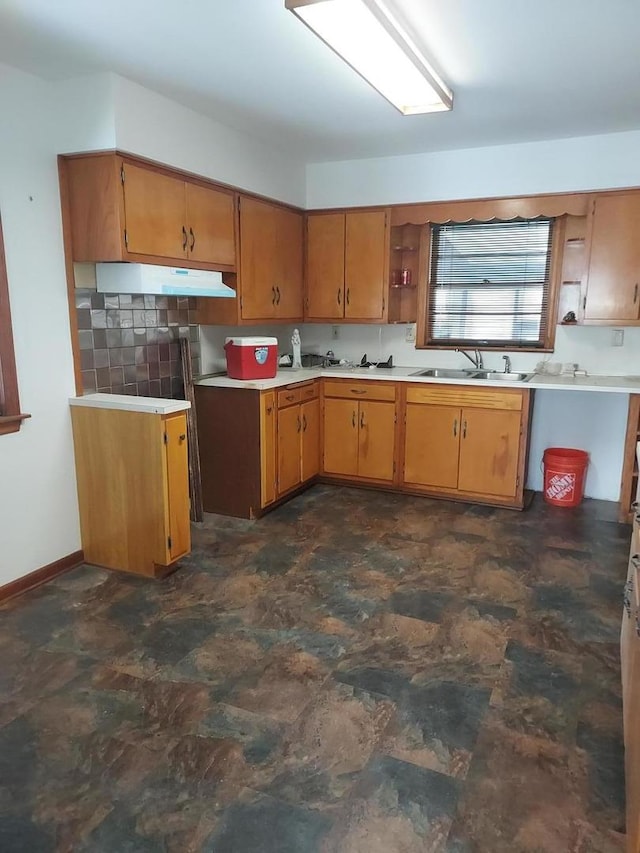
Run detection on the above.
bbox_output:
[456,348,483,369]
[502,355,511,373]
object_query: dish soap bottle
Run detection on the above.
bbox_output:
[291,328,302,369]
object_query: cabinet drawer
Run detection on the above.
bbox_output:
[278,381,319,408]
[278,387,301,408]
[323,380,396,402]
[406,385,523,411]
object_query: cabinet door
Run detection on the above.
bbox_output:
[344,210,388,320]
[164,415,191,562]
[277,405,302,495]
[122,163,187,259]
[306,213,345,319]
[458,408,521,498]
[275,205,304,319]
[584,194,640,321]
[260,391,277,507]
[323,398,359,477]
[186,183,236,266]
[626,600,640,851]
[301,398,320,482]
[239,196,277,320]
[358,401,395,481]
[403,404,460,489]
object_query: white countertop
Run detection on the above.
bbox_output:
[70,393,191,414]
[195,367,640,394]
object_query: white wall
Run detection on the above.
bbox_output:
[306,128,640,208]
[0,65,101,585]
[113,76,306,207]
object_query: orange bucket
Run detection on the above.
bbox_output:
[543,448,589,507]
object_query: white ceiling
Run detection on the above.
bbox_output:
[2,0,640,164]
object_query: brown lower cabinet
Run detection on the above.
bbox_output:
[196,377,533,518]
[322,380,396,483]
[70,404,191,577]
[402,384,531,508]
[195,380,320,519]
[623,514,640,851]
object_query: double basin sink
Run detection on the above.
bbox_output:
[412,367,532,382]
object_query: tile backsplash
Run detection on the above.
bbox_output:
[75,290,200,398]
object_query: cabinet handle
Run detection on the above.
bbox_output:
[350,388,367,395]
[285,393,295,401]
[352,410,356,428]
[189,228,195,252]
[267,406,273,414]
[276,286,281,305]
[337,288,342,305]
[297,415,301,433]
[272,286,276,305]
[462,420,467,439]
[179,433,186,442]
[635,283,638,304]
[453,419,457,437]
[302,414,307,432]
[360,411,365,429]
[346,288,350,305]
[182,226,188,251]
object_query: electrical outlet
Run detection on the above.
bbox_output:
[612,328,624,347]
[405,323,416,343]
[331,325,340,340]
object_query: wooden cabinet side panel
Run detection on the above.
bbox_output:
[123,162,187,259]
[71,407,166,575]
[585,194,640,321]
[306,213,345,319]
[403,404,460,489]
[277,404,302,495]
[186,183,236,267]
[301,398,321,481]
[323,398,359,477]
[195,386,261,517]
[345,210,388,320]
[164,414,191,562]
[458,408,521,498]
[64,154,124,261]
[358,401,395,482]
[260,391,277,507]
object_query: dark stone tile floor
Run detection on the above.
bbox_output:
[0,486,629,852]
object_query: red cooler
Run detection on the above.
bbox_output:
[224,336,278,380]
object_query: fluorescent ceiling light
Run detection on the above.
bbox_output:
[286,0,453,115]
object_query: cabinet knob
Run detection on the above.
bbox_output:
[179,433,186,442]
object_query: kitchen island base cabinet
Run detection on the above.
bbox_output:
[402,385,530,509]
[70,406,190,578]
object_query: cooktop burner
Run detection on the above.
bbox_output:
[359,354,394,369]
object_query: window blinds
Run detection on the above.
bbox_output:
[428,218,555,347]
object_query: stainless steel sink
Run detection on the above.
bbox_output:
[412,367,532,382]
[473,371,533,382]
[411,368,478,379]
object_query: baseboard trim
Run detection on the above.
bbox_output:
[0,550,84,603]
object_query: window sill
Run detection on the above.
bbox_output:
[0,413,31,436]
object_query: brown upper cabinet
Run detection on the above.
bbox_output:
[62,153,236,270]
[305,209,389,322]
[584,193,640,323]
[239,196,304,321]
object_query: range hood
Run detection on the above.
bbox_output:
[95,263,236,298]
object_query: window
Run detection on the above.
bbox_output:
[426,217,557,349]
[0,215,28,435]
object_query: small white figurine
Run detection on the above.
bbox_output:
[291,328,302,368]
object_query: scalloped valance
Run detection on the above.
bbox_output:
[390,192,592,227]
